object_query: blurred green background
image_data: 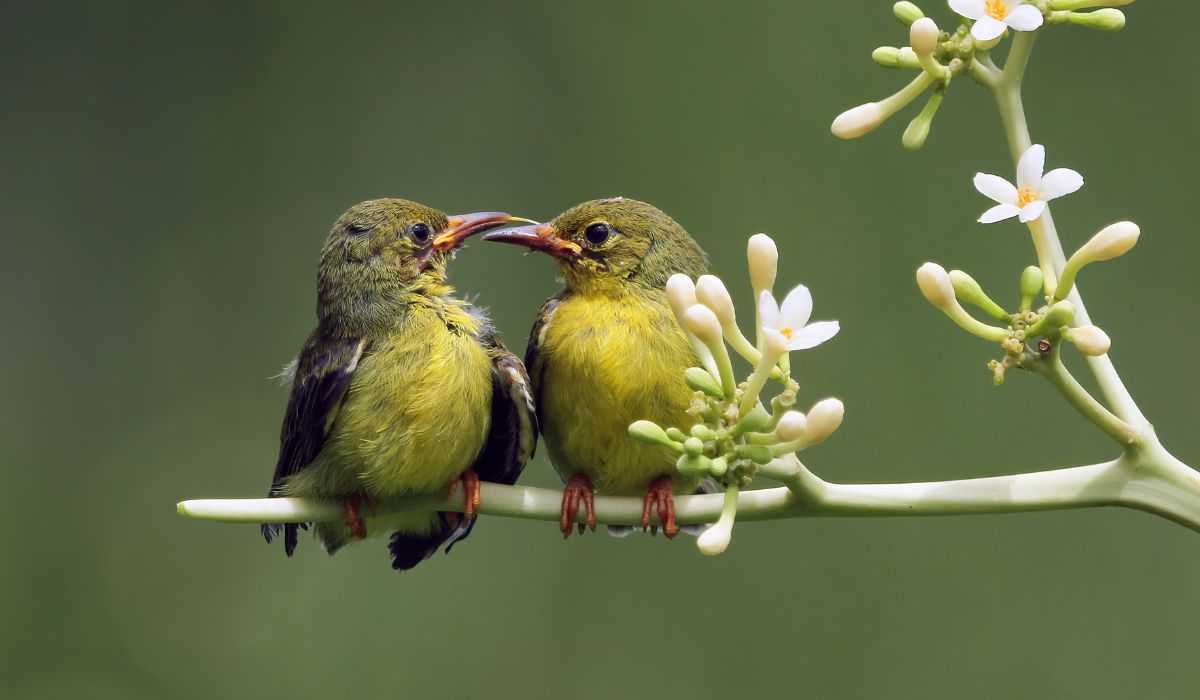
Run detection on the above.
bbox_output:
[5,2,1199,698]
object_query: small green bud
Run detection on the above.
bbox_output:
[873,46,902,67]
[709,456,728,477]
[685,366,724,399]
[1067,8,1126,31]
[1019,265,1044,311]
[949,269,1009,321]
[683,437,705,457]
[902,88,943,151]
[629,420,680,449]
[689,424,717,441]
[1026,300,1075,337]
[734,404,772,434]
[735,444,774,464]
[666,427,688,443]
[893,1,924,25]
[676,453,712,476]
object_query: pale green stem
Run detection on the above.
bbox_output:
[739,349,783,416]
[992,31,1149,430]
[176,453,1200,532]
[1031,349,1137,446]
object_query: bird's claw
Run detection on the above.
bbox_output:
[458,469,482,520]
[642,476,678,538]
[342,494,370,539]
[560,474,596,539]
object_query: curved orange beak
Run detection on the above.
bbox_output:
[432,212,538,252]
[481,223,582,260]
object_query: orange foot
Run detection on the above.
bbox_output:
[642,476,678,538]
[560,474,596,538]
[342,494,369,539]
[458,469,481,520]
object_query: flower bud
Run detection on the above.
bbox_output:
[736,444,774,464]
[1067,325,1111,356]
[805,398,845,446]
[697,521,732,556]
[695,275,736,326]
[831,102,885,139]
[683,304,723,347]
[1027,300,1075,337]
[1067,8,1125,31]
[902,89,942,151]
[747,234,778,294]
[916,262,956,311]
[872,46,901,67]
[775,411,808,442]
[909,17,939,56]
[949,269,1008,320]
[683,437,705,457]
[1076,221,1140,263]
[896,47,920,69]
[628,420,677,448]
[665,274,698,318]
[893,1,924,25]
[1019,265,1045,309]
[684,366,724,399]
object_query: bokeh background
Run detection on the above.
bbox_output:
[5,2,1199,698]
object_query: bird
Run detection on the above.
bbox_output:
[483,197,709,538]
[261,198,537,570]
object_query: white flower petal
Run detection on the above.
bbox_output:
[1004,4,1044,31]
[949,0,985,20]
[978,203,1021,223]
[972,16,1007,41]
[779,284,813,330]
[1018,200,1046,222]
[1039,168,1083,200]
[757,290,781,329]
[973,173,1018,205]
[788,321,840,350]
[1017,144,1045,190]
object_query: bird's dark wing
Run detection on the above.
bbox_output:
[261,332,366,555]
[522,293,564,420]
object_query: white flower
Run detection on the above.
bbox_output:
[756,286,839,351]
[973,144,1083,224]
[950,0,1044,42]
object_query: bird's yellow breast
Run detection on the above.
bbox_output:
[538,290,699,495]
[300,306,494,498]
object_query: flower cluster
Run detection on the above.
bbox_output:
[831,1,1130,150]
[916,144,1139,382]
[627,235,843,555]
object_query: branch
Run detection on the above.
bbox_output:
[177,454,1200,533]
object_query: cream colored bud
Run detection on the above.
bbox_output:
[695,275,736,326]
[683,304,723,346]
[1079,221,1140,263]
[916,262,956,311]
[697,522,732,556]
[628,420,676,448]
[747,234,778,293]
[665,274,698,318]
[805,398,845,446]
[831,102,885,139]
[1068,8,1125,31]
[775,411,809,442]
[909,17,939,56]
[1067,325,1111,356]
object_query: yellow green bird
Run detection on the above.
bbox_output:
[484,197,708,538]
[261,198,537,570]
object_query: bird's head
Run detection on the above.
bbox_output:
[316,198,524,331]
[483,197,708,293]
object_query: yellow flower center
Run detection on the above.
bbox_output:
[1017,186,1038,207]
[985,0,1008,20]
[780,327,794,340]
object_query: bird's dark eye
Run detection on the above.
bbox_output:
[410,223,431,243]
[584,222,612,246]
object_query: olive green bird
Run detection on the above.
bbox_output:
[484,197,708,538]
[261,198,537,570]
